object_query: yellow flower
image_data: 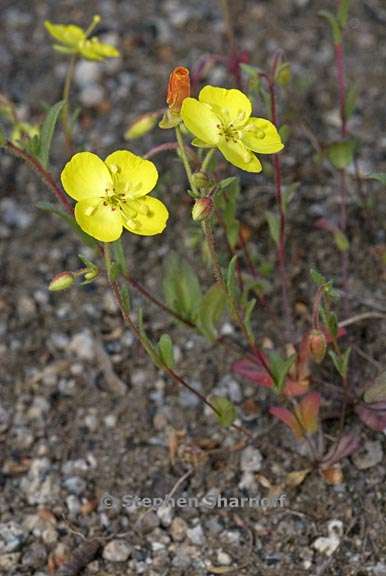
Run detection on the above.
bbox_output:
[61,151,169,242]
[181,86,284,173]
[44,15,119,61]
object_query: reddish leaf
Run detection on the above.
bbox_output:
[356,403,386,432]
[232,357,273,389]
[269,406,304,438]
[322,432,360,467]
[299,392,321,434]
[284,378,309,397]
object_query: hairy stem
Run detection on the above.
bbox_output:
[144,142,178,159]
[4,141,73,213]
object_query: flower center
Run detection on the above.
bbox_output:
[217,122,240,144]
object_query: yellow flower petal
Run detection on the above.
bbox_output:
[104,150,158,198]
[61,152,112,201]
[241,118,284,154]
[219,140,262,173]
[44,21,85,47]
[199,86,252,128]
[79,39,120,61]
[75,198,123,242]
[122,197,169,236]
[181,98,221,146]
[191,138,214,148]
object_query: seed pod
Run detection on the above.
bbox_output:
[308,329,327,364]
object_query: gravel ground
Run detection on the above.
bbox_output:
[1,1,386,575]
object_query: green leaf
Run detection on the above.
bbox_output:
[158,334,175,369]
[265,211,280,247]
[369,173,386,186]
[210,396,237,427]
[244,298,256,343]
[226,255,238,301]
[216,177,241,249]
[275,63,292,86]
[162,253,202,323]
[37,100,65,168]
[240,63,262,77]
[329,347,351,379]
[268,351,296,394]
[283,182,299,212]
[319,10,342,44]
[337,0,351,28]
[334,230,350,252]
[0,126,5,147]
[197,283,226,341]
[109,261,121,281]
[327,140,355,169]
[278,124,290,144]
[345,84,358,120]
[25,134,41,157]
[219,176,239,191]
[112,238,128,274]
[310,267,328,287]
[320,306,338,339]
[36,201,97,248]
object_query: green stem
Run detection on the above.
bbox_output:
[201,148,215,174]
[103,242,113,281]
[175,125,198,195]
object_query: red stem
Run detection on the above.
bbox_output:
[122,272,195,328]
[5,141,73,213]
[144,142,178,159]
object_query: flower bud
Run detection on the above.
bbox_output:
[166,66,190,114]
[307,329,327,364]
[49,272,75,292]
[191,171,210,191]
[125,112,159,140]
[83,267,99,282]
[192,197,213,222]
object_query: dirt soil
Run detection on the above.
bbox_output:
[1,0,386,575]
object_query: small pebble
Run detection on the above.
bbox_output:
[170,517,188,542]
[186,524,205,545]
[240,446,263,473]
[103,540,132,562]
[352,440,383,470]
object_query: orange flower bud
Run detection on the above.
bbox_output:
[166,66,190,114]
[307,329,327,364]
